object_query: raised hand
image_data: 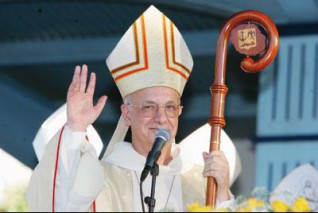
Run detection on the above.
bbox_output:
[66,65,107,132]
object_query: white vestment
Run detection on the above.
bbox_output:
[27,126,235,212]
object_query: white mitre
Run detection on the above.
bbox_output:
[103,5,193,159]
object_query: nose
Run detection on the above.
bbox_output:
[154,105,168,123]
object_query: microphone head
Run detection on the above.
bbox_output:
[155,128,171,142]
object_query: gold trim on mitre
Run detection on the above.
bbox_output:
[103,5,193,161]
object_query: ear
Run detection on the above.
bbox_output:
[179,106,183,116]
[121,104,132,126]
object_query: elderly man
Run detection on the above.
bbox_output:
[27,5,234,212]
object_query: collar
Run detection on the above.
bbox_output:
[103,141,183,175]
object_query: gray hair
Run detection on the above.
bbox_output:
[123,95,133,111]
[123,95,131,104]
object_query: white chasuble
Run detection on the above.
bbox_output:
[27,128,234,212]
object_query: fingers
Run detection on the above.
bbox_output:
[73,65,81,82]
[203,164,227,177]
[86,72,96,96]
[203,151,226,164]
[68,65,81,93]
[202,152,209,161]
[80,64,88,92]
[69,65,95,94]
[68,64,107,112]
[202,151,229,178]
[94,96,108,116]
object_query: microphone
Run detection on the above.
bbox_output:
[140,128,171,182]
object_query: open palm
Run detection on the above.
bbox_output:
[66,65,107,131]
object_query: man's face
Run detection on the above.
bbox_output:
[121,86,181,154]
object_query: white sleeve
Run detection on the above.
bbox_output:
[55,126,105,212]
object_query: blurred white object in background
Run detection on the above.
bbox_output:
[270,163,318,211]
[0,149,32,203]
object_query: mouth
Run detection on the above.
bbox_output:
[149,127,171,139]
[149,127,168,131]
[149,128,159,133]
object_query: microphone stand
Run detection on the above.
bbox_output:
[144,162,159,212]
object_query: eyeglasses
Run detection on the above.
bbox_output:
[126,102,183,118]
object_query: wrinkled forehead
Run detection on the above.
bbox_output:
[125,86,181,103]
